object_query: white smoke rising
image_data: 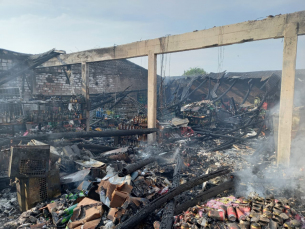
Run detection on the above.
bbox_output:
[235,86,305,201]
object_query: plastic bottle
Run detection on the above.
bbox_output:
[67,191,86,200]
[57,213,73,225]
[60,204,78,216]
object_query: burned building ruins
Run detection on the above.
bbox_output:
[0,10,305,229]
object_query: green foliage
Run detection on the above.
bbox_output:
[183,67,207,76]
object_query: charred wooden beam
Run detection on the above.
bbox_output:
[172,154,183,188]
[240,83,254,106]
[163,77,208,113]
[231,97,237,114]
[90,86,132,111]
[220,98,229,110]
[115,167,229,229]
[207,122,264,151]
[180,78,208,103]
[25,74,33,95]
[174,179,234,215]
[0,128,158,147]
[118,157,156,177]
[109,92,130,109]
[160,153,183,229]
[213,79,237,102]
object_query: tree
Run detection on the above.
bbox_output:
[183,67,207,76]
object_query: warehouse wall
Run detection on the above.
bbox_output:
[34,59,148,95]
[0,55,149,103]
[0,58,14,71]
[0,56,31,98]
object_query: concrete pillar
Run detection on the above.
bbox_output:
[277,23,298,166]
[147,51,157,143]
[81,62,90,132]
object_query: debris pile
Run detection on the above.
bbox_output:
[173,194,305,229]
[0,123,304,229]
[0,138,233,228]
[0,70,305,229]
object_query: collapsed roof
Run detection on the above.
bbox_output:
[163,69,305,107]
[0,48,65,86]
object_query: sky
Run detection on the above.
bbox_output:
[0,0,304,76]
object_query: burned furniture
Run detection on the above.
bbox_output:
[8,145,61,211]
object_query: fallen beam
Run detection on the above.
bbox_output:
[0,128,158,147]
[118,157,156,177]
[174,179,234,215]
[115,167,229,229]
[160,153,183,229]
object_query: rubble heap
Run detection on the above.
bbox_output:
[0,71,305,229]
[0,131,303,229]
[173,194,305,229]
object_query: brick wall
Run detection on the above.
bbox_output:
[33,59,148,96]
[0,57,32,98]
[0,58,14,71]
[0,57,148,102]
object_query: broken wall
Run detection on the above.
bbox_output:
[0,50,32,98]
[33,60,148,96]
[0,57,149,103]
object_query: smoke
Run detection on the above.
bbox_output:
[234,135,304,199]
[172,147,180,160]
[138,141,182,166]
[235,80,305,201]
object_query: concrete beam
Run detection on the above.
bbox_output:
[277,23,298,166]
[41,11,305,67]
[147,51,157,143]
